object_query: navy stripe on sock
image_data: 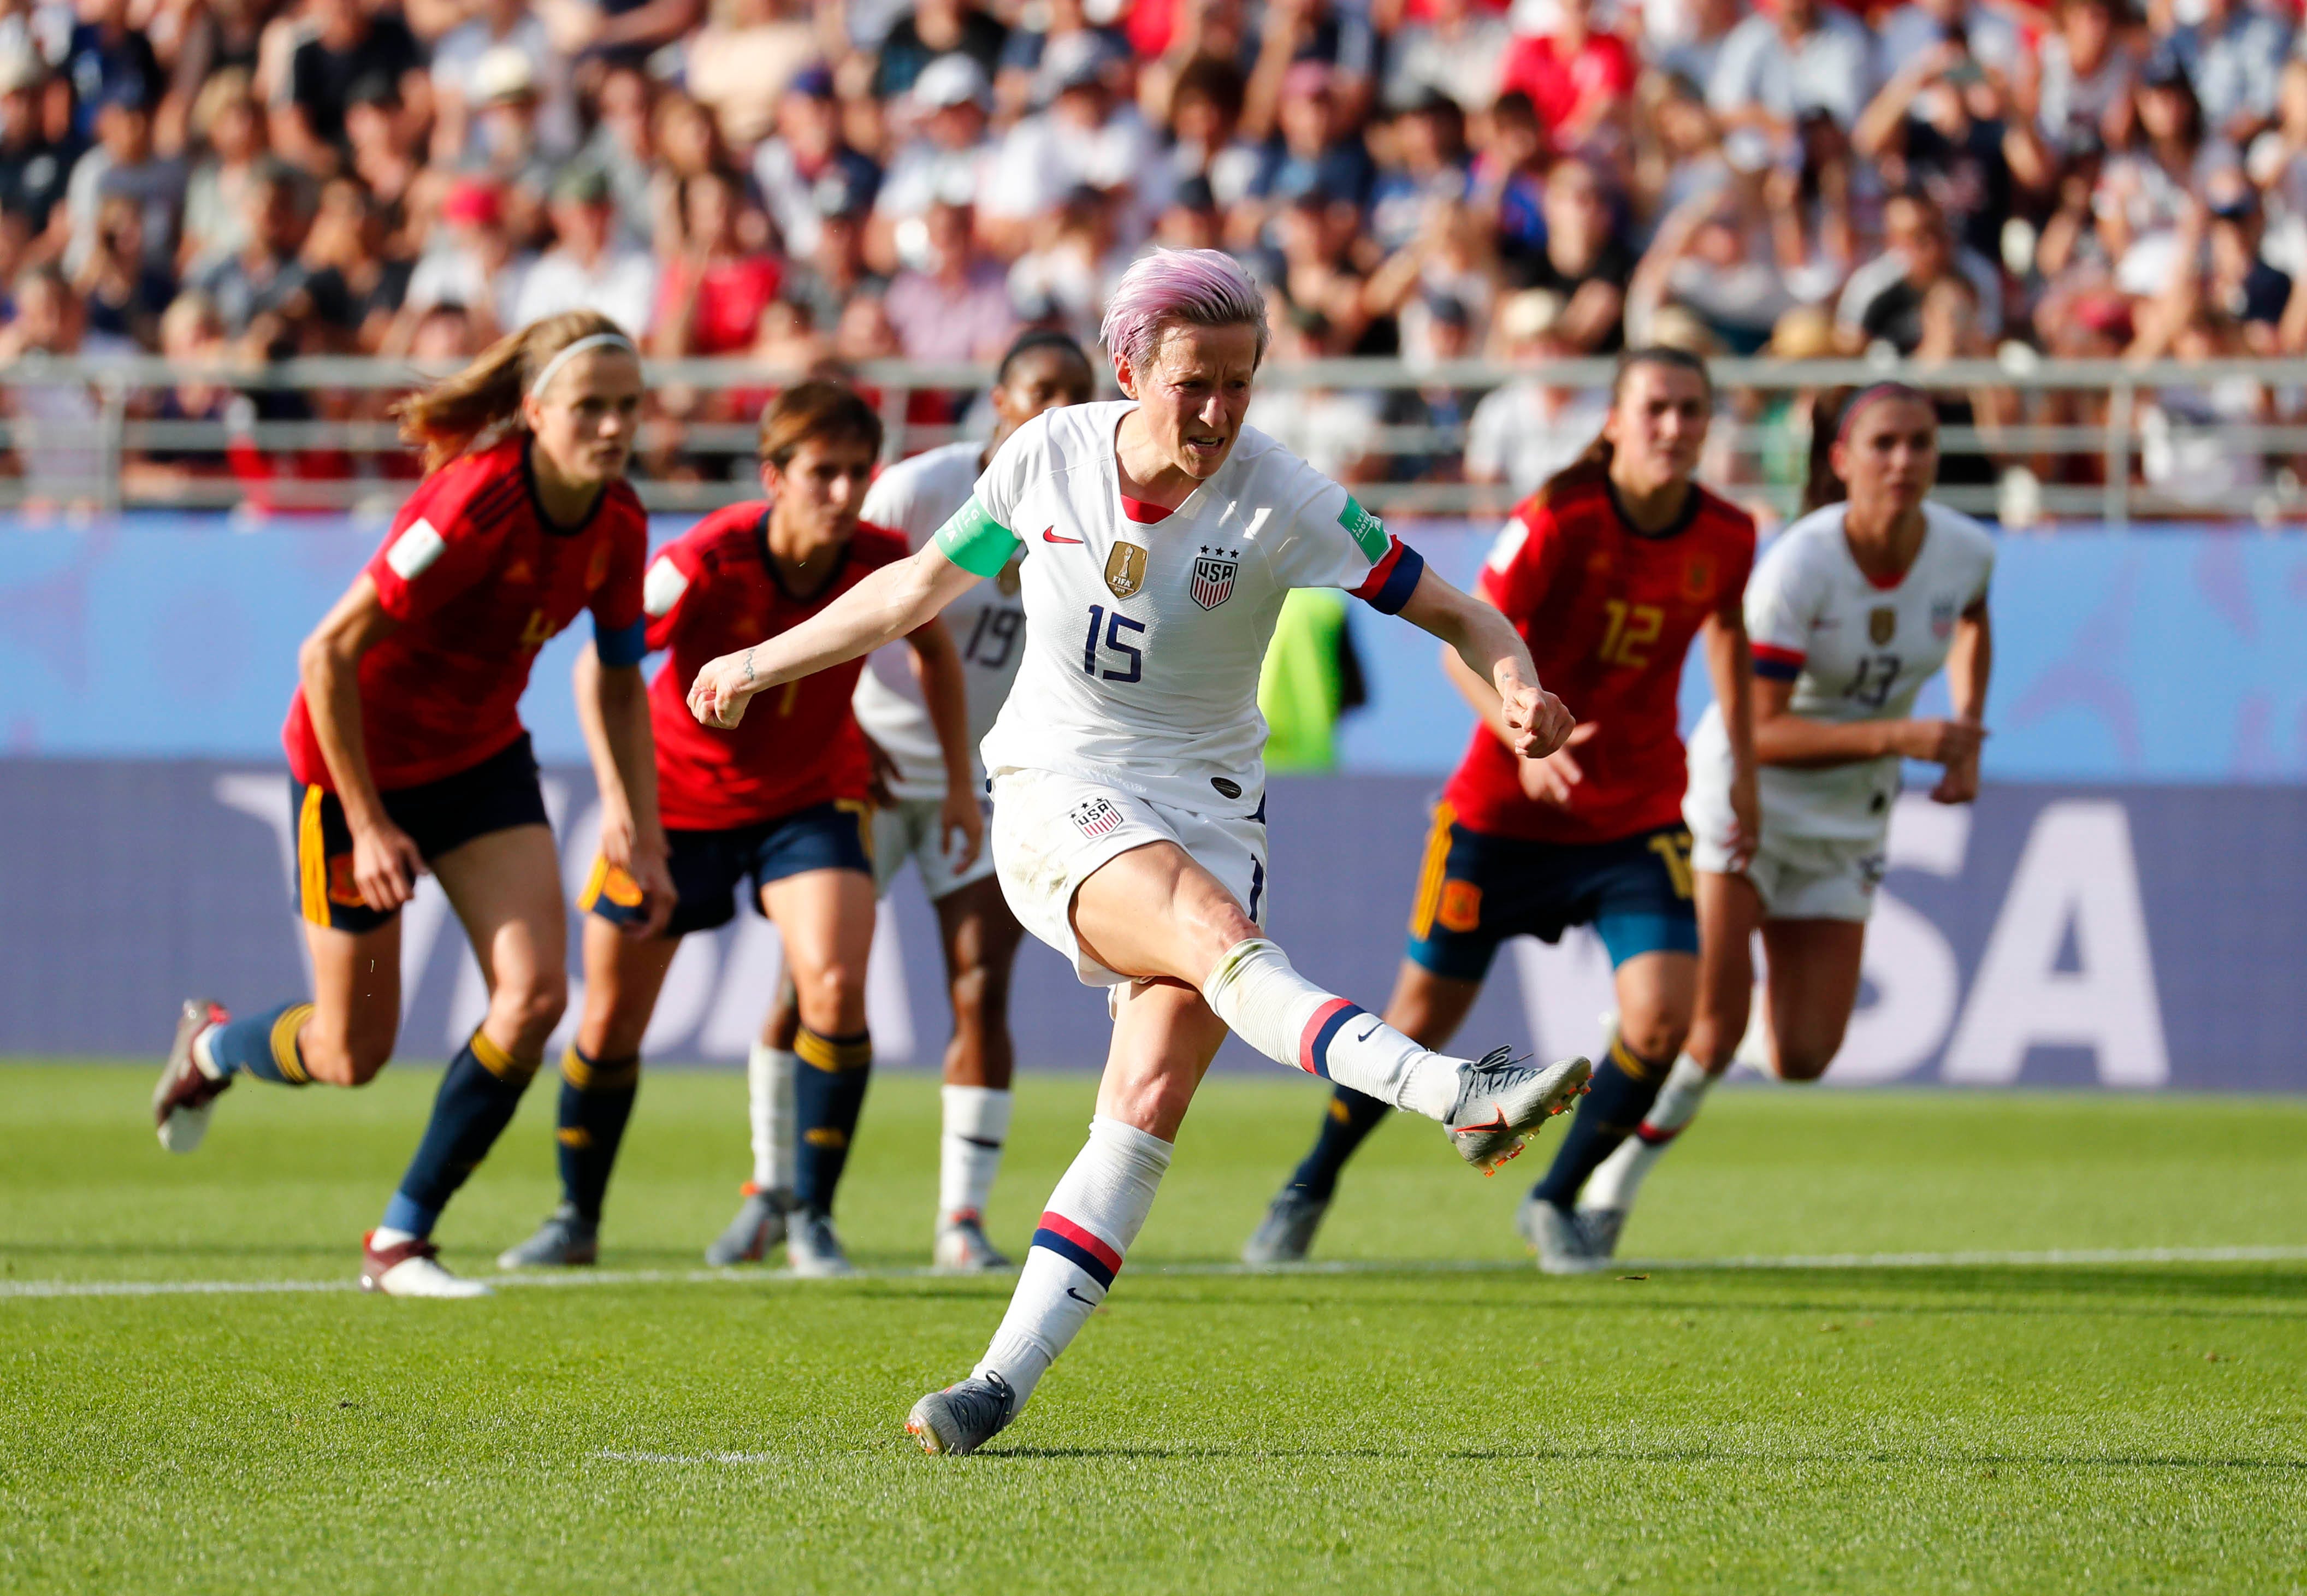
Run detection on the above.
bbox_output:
[1031,1226,1117,1290]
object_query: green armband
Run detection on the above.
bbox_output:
[932,498,1021,578]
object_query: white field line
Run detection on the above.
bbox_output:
[3,1244,2306,1301]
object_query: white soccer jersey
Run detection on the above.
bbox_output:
[936,400,1424,815]
[1686,499,1995,850]
[851,440,1024,801]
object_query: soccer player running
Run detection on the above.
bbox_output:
[1565,383,1994,1267]
[496,381,983,1278]
[687,248,1588,1456]
[1242,348,1762,1267]
[708,330,1099,1274]
[150,312,669,1299]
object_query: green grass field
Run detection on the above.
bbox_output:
[4,1061,2304,1594]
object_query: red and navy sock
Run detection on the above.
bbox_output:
[380,1029,539,1239]
[1530,1034,1675,1211]
[792,1026,871,1221]
[204,1002,315,1085]
[557,1047,639,1225]
[1286,1085,1392,1202]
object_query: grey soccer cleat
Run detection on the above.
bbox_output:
[153,998,232,1154]
[788,1210,855,1278]
[703,1184,792,1266]
[906,1372,1018,1456]
[1240,1186,1330,1266]
[933,1211,1011,1272]
[1576,1204,1628,1262]
[1445,1048,1592,1173]
[1519,1192,1607,1276]
[497,1202,599,1269]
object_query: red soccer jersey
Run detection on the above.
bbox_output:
[1441,469,1755,844]
[283,439,648,791]
[644,504,910,831]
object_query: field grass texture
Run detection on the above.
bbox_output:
[3,1062,2303,1593]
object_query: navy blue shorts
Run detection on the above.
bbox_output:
[1404,810,1698,982]
[293,733,548,933]
[583,799,874,938]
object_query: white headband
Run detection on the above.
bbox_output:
[528,331,637,399]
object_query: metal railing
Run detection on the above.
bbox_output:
[3,353,2305,525]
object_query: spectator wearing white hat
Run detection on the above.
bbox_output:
[431,0,577,168]
[871,51,997,274]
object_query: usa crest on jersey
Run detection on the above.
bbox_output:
[1070,796,1125,837]
[1191,546,1240,610]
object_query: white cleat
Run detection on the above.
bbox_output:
[932,1211,1011,1272]
[788,1211,856,1278]
[1519,1195,1608,1276]
[360,1232,493,1298]
[1445,1048,1591,1173]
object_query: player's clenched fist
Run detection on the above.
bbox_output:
[1501,681,1575,760]
[687,649,759,728]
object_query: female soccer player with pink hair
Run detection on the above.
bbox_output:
[686,248,1587,1454]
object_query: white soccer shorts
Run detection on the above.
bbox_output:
[1689,820,1884,923]
[871,794,998,903]
[988,767,1268,988]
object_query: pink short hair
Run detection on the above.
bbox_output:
[1099,247,1269,376]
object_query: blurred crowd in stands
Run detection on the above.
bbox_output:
[1,0,2303,513]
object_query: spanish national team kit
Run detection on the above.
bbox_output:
[581,503,909,934]
[1415,467,1756,979]
[285,438,650,934]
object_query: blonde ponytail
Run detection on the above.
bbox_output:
[392,310,634,474]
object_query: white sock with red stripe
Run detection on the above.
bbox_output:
[1582,1053,1716,1210]
[972,1115,1172,1411]
[1202,938,1458,1119]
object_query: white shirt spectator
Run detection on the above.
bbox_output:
[1464,381,1608,498]
[1873,2,2020,90]
[511,243,659,336]
[1709,8,1877,166]
[982,103,1164,239]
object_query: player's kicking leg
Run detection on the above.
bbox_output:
[1243,961,1485,1264]
[907,836,1587,1455]
[930,874,1026,1270]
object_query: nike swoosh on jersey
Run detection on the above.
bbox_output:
[1042,528,1084,544]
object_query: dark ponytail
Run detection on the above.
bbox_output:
[1801,382,1932,515]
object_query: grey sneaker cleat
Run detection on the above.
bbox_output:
[906,1372,1018,1456]
[1240,1186,1330,1266]
[153,998,232,1154]
[1576,1204,1628,1262]
[1445,1048,1591,1173]
[1519,1192,1607,1276]
[788,1210,855,1278]
[703,1185,792,1266]
[932,1211,1011,1272]
[497,1202,599,1269]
